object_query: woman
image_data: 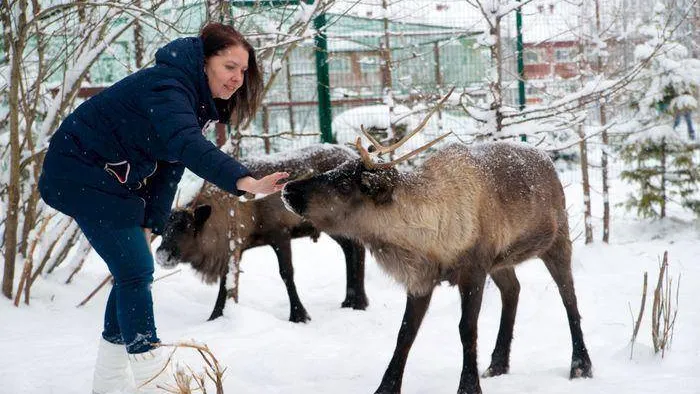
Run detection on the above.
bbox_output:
[39,23,287,393]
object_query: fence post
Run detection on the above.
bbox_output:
[313,12,333,143]
[516,0,527,142]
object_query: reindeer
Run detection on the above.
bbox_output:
[281,91,592,393]
[156,144,368,323]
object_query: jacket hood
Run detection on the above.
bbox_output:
[155,37,220,121]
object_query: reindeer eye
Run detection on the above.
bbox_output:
[337,179,353,195]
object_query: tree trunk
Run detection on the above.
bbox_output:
[286,60,296,135]
[2,3,27,299]
[575,4,592,243]
[601,122,610,242]
[226,198,243,303]
[489,18,504,133]
[660,138,667,218]
[578,126,594,243]
[19,0,46,258]
[381,0,394,139]
[262,105,271,154]
[595,0,610,243]
[207,0,231,23]
[433,41,444,133]
[134,0,144,69]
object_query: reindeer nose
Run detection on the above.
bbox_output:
[155,247,178,268]
[281,182,307,216]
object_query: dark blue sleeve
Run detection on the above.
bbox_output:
[144,79,251,194]
[142,161,185,235]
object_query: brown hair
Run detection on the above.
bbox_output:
[200,22,263,128]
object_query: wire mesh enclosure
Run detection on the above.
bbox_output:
[42,0,696,159]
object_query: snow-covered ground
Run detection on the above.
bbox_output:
[1,168,699,394]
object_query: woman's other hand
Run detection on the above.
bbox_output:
[236,172,289,195]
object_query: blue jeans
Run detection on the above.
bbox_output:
[76,218,159,354]
[674,111,696,140]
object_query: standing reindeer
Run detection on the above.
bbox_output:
[281,93,592,394]
[156,144,368,322]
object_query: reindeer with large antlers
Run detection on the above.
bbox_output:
[282,89,592,394]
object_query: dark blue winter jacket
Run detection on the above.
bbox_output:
[39,37,250,234]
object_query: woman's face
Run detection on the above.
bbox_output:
[204,44,249,99]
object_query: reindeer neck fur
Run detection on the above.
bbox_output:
[186,187,256,283]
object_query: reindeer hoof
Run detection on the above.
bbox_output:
[457,383,482,394]
[481,364,509,378]
[341,295,369,310]
[569,358,593,379]
[289,311,311,323]
[374,388,399,394]
[207,310,223,321]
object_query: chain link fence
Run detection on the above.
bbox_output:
[49,0,684,169]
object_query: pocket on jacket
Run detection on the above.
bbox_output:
[104,161,130,184]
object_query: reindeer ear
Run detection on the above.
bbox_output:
[360,171,394,205]
[193,205,212,230]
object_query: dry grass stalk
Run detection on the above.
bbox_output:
[65,257,87,284]
[154,269,183,283]
[154,341,227,394]
[76,274,113,307]
[137,345,179,391]
[651,251,680,357]
[629,271,648,359]
[13,258,32,307]
[76,269,181,308]
[65,236,94,284]
[165,365,195,394]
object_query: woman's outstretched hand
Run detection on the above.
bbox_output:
[236,172,289,195]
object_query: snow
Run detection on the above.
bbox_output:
[332,0,484,30]
[3,1,700,392]
[332,103,479,154]
[2,165,700,394]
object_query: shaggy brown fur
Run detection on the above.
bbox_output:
[157,145,368,323]
[282,141,592,393]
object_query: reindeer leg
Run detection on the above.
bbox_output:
[482,268,520,378]
[457,267,488,394]
[271,236,311,323]
[539,232,592,379]
[331,236,368,310]
[208,273,227,321]
[375,290,434,394]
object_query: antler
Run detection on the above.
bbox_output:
[355,131,452,169]
[356,87,455,169]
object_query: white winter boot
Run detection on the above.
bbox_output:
[92,338,132,394]
[129,347,172,393]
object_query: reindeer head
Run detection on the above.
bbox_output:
[282,88,454,235]
[155,205,212,269]
[282,159,399,233]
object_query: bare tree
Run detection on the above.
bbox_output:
[454,0,693,248]
[576,2,594,243]
[207,0,233,24]
[465,0,525,133]
[593,0,612,243]
[381,0,395,139]
[1,0,174,301]
[134,0,146,69]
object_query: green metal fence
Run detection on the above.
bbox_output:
[60,0,637,159]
